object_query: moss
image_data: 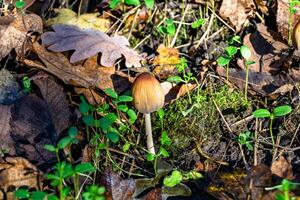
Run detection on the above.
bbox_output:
[154,83,250,159]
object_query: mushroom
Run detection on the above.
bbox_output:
[132,72,165,155]
[293,21,300,49]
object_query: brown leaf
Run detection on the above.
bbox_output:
[100,169,136,200]
[41,25,145,68]
[0,105,15,159]
[10,94,57,168]
[254,0,268,13]
[271,156,294,179]
[216,67,295,97]
[33,73,71,135]
[161,82,196,104]
[238,23,288,74]
[0,14,42,60]
[219,0,255,32]
[0,157,41,199]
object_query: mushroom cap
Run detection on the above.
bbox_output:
[132,72,165,114]
[293,21,300,49]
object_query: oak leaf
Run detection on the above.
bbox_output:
[0,14,43,60]
[41,25,145,68]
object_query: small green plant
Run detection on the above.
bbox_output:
[167,57,198,104]
[22,76,31,93]
[14,188,58,200]
[217,46,238,83]
[253,105,292,145]
[288,0,300,45]
[240,45,255,99]
[109,0,155,10]
[82,185,106,200]
[158,18,176,36]
[191,18,206,29]
[237,131,253,151]
[163,169,203,187]
[15,0,25,9]
[265,179,298,200]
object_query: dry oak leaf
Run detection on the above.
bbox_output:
[46,9,110,32]
[219,0,255,32]
[271,156,294,179]
[0,13,42,60]
[41,25,145,68]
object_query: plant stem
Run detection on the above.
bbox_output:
[244,62,249,100]
[269,118,275,145]
[145,113,155,154]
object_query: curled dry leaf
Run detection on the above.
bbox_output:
[219,0,255,32]
[46,9,110,32]
[41,25,145,68]
[0,14,42,60]
[254,0,268,14]
[161,82,196,104]
[238,23,289,74]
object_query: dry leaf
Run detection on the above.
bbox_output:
[33,73,71,135]
[271,156,294,179]
[254,0,268,14]
[100,168,135,200]
[46,9,110,32]
[41,25,145,68]
[0,157,41,199]
[153,44,180,79]
[238,23,289,74]
[160,81,196,104]
[0,14,42,60]
[219,0,255,32]
[0,105,15,159]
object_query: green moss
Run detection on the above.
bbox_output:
[154,83,250,157]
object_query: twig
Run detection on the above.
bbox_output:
[195,14,214,49]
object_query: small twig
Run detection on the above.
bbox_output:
[128,8,140,40]
[231,115,254,128]
[212,99,233,133]
[254,118,259,166]
[207,6,235,32]
[195,15,214,49]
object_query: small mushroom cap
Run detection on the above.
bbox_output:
[132,72,165,114]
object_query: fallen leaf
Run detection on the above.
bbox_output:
[0,13,42,60]
[0,105,15,160]
[160,81,196,104]
[0,69,23,105]
[10,94,57,169]
[46,9,110,32]
[41,25,145,68]
[271,156,294,179]
[238,23,289,74]
[0,157,41,200]
[33,73,71,135]
[100,168,136,200]
[219,0,255,32]
[254,0,268,14]
[153,44,180,79]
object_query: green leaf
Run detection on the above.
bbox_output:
[15,0,25,8]
[229,35,242,44]
[109,0,121,9]
[159,147,169,157]
[106,132,119,143]
[14,189,30,199]
[98,113,118,131]
[80,102,90,114]
[240,45,251,60]
[44,144,56,152]
[245,61,255,65]
[31,191,47,200]
[125,0,141,6]
[166,19,175,36]
[118,95,133,102]
[145,0,154,9]
[75,163,96,174]
[273,105,292,117]
[47,195,59,200]
[104,88,118,99]
[117,104,128,112]
[58,137,73,149]
[157,108,165,120]
[146,153,155,161]
[167,76,183,84]
[163,170,183,187]
[83,115,94,126]
[99,142,106,150]
[123,142,131,152]
[68,126,78,138]
[127,109,137,124]
[185,170,203,180]
[160,131,171,146]
[217,56,231,66]
[253,109,271,118]
[225,46,238,57]
[191,18,206,29]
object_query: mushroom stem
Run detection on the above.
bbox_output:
[144,113,155,155]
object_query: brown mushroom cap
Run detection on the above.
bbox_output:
[132,72,165,114]
[293,21,300,49]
